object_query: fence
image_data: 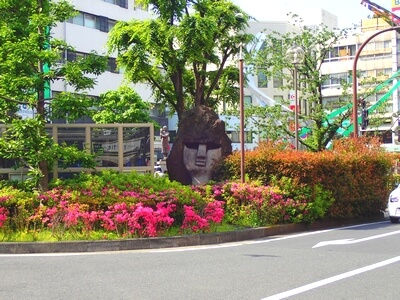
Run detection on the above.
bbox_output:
[0,123,155,181]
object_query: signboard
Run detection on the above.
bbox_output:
[289,90,295,111]
[17,104,35,119]
[392,0,400,16]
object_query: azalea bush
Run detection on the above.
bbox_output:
[205,178,333,227]
[0,170,333,241]
[0,171,226,240]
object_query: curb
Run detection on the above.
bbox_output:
[0,215,386,254]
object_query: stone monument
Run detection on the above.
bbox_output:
[166,105,232,185]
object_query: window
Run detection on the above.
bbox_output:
[66,50,119,74]
[376,68,392,77]
[99,16,108,32]
[324,44,357,61]
[118,0,128,8]
[84,14,96,29]
[244,96,252,106]
[107,57,119,73]
[227,131,253,143]
[257,71,268,88]
[329,47,339,59]
[322,72,350,89]
[103,0,128,8]
[68,12,116,33]
[348,45,357,56]
[273,74,283,88]
[323,96,342,109]
[70,13,84,26]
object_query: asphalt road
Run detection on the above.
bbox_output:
[0,220,398,300]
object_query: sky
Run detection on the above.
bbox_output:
[231,0,391,28]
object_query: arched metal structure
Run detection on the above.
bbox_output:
[352,26,400,137]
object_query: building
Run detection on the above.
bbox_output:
[321,18,398,144]
[50,0,154,105]
[241,6,400,149]
[49,1,400,152]
[48,0,169,159]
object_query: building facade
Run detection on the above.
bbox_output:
[243,15,400,148]
[49,0,169,159]
[49,1,400,152]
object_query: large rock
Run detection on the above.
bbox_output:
[166,105,232,185]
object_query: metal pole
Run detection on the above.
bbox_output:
[352,26,400,138]
[239,46,245,183]
[285,45,304,149]
[294,65,299,150]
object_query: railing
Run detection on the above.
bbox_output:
[0,123,155,181]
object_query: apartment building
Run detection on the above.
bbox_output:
[48,0,170,159]
[50,0,154,103]
[320,18,399,145]
[242,15,400,148]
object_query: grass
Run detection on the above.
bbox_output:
[0,222,248,242]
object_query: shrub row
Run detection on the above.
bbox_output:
[0,171,333,241]
[216,137,394,219]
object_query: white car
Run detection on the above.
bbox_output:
[388,185,400,223]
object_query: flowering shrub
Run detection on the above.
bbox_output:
[0,207,7,227]
[194,179,333,227]
[0,170,334,241]
[217,138,393,219]
[181,200,225,233]
[99,201,176,237]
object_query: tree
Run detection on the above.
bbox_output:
[246,16,355,151]
[107,0,254,122]
[92,86,154,124]
[0,0,107,190]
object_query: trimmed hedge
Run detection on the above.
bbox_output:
[215,137,394,219]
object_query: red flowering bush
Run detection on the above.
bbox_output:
[208,179,332,226]
[181,200,225,233]
[0,169,333,241]
[217,138,393,219]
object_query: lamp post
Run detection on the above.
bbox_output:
[286,45,305,150]
[239,44,245,183]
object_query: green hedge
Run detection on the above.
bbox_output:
[215,137,394,219]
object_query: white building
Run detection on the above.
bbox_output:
[51,0,154,101]
[49,1,400,152]
[50,1,169,159]
[241,10,400,149]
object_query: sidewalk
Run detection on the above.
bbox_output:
[0,215,386,254]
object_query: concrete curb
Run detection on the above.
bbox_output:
[0,215,386,254]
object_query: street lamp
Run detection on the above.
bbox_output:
[286,45,305,150]
[239,44,245,183]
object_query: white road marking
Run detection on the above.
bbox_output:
[312,229,400,248]
[261,256,400,300]
[0,221,389,257]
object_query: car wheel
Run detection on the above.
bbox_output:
[390,217,399,223]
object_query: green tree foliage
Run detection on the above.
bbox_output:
[0,0,107,190]
[107,0,254,122]
[245,16,354,151]
[92,86,153,124]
